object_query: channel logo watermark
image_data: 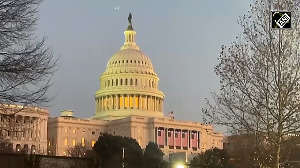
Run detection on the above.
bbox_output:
[272,11,292,29]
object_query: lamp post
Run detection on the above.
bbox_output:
[122,147,125,168]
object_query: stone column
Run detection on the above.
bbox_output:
[147,96,150,111]
[173,129,175,147]
[133,95,135,109]
[138,95,142,109]
[98,98,100,111]
[37,118,40,139]
[24,116,28,139]
[111,96,114,110]
[146,96,148,110]
[155,97,158,111]
[180,129,182,148]
[116,94,119,109]
[30,117,33,139]
[127,95,130,108]
[34,118,38,140]
[122,94,125,109]
[98,98,101,111]
[101,97,104,111]
[44,119,47,141]
[158,99,160,111]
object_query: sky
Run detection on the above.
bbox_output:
[36,0,252,129]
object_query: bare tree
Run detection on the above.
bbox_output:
[0,0,56,140]
[67,144,88,157]
[204,0,300,167]
[0,0,56,106]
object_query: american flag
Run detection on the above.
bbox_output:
[168,111,174,119]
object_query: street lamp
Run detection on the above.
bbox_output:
[176,164,184,168]
[122,148,125,168]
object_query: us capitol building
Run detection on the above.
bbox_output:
[46,14,223,158]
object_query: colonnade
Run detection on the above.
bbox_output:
[155,127,200,149]
[96,94,163,112]
[0,114,47,141]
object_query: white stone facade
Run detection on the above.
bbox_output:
[0,105,48,154]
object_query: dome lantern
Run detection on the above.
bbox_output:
[121,13,139,50]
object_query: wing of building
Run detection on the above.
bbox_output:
[47,15,223,159]
[0,104,48,154]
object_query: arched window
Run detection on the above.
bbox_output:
[152,80,154,88]
[125,78,128,85]
[126,60,128,63]
[149,80,151,88]
[112,79,114,86]
[135,79,138,85]
[108,80,110,87]
[120,79,123,85]
[130,78,133,85]
[116,79,118,86]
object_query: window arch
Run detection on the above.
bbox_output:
[130,78,133,85]
[120,79,123,85]
[125,78,128,85]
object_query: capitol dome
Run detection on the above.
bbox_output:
[94,15,164,120]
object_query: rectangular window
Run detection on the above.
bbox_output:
[182,133,186,138]
[175,132,178,138]
[81,138,85,147]
[64,139,68,146]
[168,132,171,137]
[72,129,76,133]
[158,131,161,136]
[72,139,76,146]
[191,134,195,139]
[92,140,95,147]
[65,129,68,133]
